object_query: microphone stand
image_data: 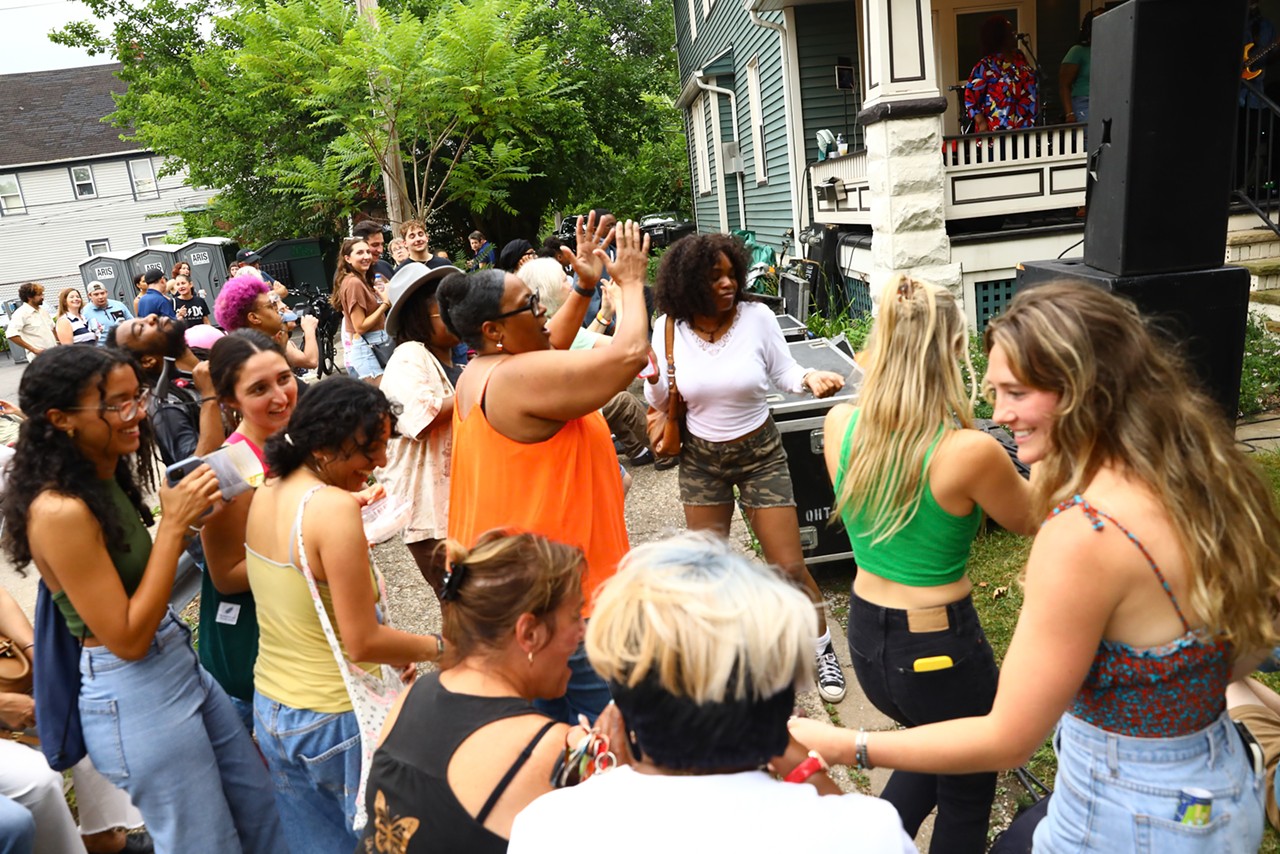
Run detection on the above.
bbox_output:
[1015,33,1047,127]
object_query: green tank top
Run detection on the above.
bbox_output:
[835,410,982,586]
[52,479,153,638]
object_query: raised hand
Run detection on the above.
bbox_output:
[600,220,650,289]
[570,211,615,290]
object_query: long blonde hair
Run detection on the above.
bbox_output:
[985,282,1280,656]
[834,276,976,544]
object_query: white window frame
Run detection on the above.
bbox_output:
[86,238,111,255]
[69,165,97,199]
[0,173,25,216]
[692,94,712,196]
[142,231,168,247]
[746,57,768,184]
[129,158,160,201]
[686,0,698,41]
[702,0,711,16]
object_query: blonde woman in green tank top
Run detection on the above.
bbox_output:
[819,276,1035,854]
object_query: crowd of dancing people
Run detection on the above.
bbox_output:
[3,214,1280,854]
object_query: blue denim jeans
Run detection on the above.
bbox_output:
[253,693,361,854]
[1035,711,1264,853]
[0,795,34,854]
[1071,95,1090,123]
[533,638,612,725]
[79,610,283,853]
[848,591,998,854]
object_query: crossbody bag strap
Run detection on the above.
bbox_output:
[292,485,367,677]
[665,315,681,417]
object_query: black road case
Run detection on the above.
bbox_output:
[766,338,863,568]
[775,313,808,342]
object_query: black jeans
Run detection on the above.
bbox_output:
[848,591,999,854]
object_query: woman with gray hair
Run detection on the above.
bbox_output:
[507,532,915,853]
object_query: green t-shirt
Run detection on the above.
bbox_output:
[52,479,153,639]
[1062,44,1090,99]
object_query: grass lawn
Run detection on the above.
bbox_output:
[964,450,1280,850]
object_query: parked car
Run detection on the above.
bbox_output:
[640,212,696,248]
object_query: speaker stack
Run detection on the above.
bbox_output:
[1017,0,1251,419]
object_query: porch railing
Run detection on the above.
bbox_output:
[1234,79,1280,238]
[811,123,1088,226]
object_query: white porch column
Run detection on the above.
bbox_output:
[859,0,960,296]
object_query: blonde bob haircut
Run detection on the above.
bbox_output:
[516,257,571,317]
[985,282,1280,657]
[835,275,976,544]
[586,531,816,706]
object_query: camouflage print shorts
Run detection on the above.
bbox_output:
[678,417,796,508]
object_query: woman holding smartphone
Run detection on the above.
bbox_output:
[0,345,283,852]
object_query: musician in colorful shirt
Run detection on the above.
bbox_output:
[964,15,1038,132]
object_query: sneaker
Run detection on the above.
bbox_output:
[630,448,655,467]
[815,641,847,704]
[123,831,155,853]
[654,454,678,471]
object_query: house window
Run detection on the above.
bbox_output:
[692,94,712,196]
[69,165,97,199]
[686,0,697,40]
[747,57,768,184]
[142,231,168,247]
[0,174,25,215]
[129,159,160,200]
[86,239,111,255]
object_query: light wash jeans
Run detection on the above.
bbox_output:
[79,610,284,853]
[0,795,34,854]
[348,328,389,380]
[1034,711,1264,853]
[253,693,361,854]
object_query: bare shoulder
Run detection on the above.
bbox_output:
[29,491,95,531]
[824,403,856,433]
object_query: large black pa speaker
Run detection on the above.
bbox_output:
[1016,259,1249,420]
[1083,0,1246,276]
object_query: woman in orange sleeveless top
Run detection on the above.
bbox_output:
[438,215,650,725]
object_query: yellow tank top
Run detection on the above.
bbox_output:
[247,546,379,713]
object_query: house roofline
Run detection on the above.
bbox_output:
[675,46,735,108]
[1,148,151,172]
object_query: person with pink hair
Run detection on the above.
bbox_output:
[214,274,315,369]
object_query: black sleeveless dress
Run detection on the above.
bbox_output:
[358,672,556,853]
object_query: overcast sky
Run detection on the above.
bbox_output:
[0,0,115,75]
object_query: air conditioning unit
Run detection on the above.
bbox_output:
[721,141,744,175]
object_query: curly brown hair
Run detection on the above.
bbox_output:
[654,233,754,322]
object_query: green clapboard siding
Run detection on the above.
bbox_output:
[795,3,861,163]
[673,0,808,251]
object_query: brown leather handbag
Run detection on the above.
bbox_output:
[645,316,685,458]
[0,635,32,696]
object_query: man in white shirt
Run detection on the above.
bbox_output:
[6,282,57,359]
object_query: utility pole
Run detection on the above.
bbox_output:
[355,0,412,230]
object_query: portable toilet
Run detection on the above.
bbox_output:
[79,252,137,306]
[174,237,238,303]
[256,238,330,297]
[128,246,178,285]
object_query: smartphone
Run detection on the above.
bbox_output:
[912,655,955,672]
[165,455,205,487]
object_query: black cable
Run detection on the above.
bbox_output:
[1057,237,1084,259]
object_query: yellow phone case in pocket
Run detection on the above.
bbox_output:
[912,655,955,672]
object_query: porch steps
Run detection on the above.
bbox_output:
[1230,229,1280,290]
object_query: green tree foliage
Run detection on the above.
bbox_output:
[50,0,688,246]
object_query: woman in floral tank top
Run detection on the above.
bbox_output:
[792,282,1280,853]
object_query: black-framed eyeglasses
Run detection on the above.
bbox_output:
[65,388,152,421]
[492,292,541,320]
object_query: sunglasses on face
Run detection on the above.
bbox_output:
[492,292,542,320]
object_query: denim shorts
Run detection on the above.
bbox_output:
[1035,711,1265,853]
[348,328,389,379]
[678,417,795,509]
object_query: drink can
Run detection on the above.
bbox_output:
[1175,787,1212,826]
